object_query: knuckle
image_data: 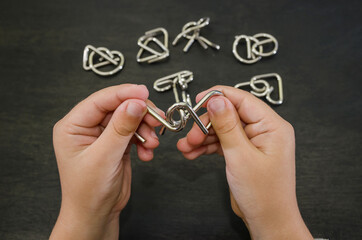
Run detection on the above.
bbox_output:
[213,85,227,92]
[112,121,135,137]
[283,121,294,135]
[214,117,238,135]
[53,120,63,135]
[279,120,295,143]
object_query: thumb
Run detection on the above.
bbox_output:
[207,96,254,163]
[89,99,147,162]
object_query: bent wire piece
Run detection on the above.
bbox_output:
[153,70,193,105]
[234,73,283,105]
[134,90,224,142]
[232,33,278,64]
[137,27,169,63]
[83,45,125,76]
[173,17,220,52]
[154,70,194,134]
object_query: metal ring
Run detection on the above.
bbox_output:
[250,73,283,105]
[232,35,263,64]
[136,90,224,142]
[234,80,270,97]
[252,33,278,57]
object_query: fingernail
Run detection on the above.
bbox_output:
[126,102,145,117]
[208,97,225,114]
[151,130,158,139]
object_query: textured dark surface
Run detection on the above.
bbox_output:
[0,0,361,239]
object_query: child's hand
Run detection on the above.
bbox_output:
[177,86,313,239]
[50,84,163,240]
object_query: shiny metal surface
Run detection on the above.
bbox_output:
[235,73,283,105]
[153,70,193,103]
[154,70,194,134]
[136,27,169,63]
[232,33,278,64]
[135,90,223,142]
[155,90,223,134]
[83,45,125,76]
[173,17,220,52]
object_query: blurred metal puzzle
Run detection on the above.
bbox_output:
[173,17,220,52]
[83,45,125,76]
[235,73,283,105]
[153,70,193,105]
[233,33,278,64]
[137,27,169,63]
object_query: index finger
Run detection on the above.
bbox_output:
[65,84,149,127]
[196,85,281,125]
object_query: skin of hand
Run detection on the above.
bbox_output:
[50,84,165,240]
[177,86,313,240]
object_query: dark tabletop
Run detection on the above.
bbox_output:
[0,0,361,239]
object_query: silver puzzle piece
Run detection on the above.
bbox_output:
[153,70,193,105]
[137,27,169,63]
[232,33,278,64]
[235,73,283,105]
[147,90,223,134]
[135,88,224,142]
[153,70,194,134]
[173,17,220,52]
[83,45,125,76]
[135,90,224,142]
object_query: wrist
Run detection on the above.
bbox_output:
[245,204,313,240]
[50,203,120,240]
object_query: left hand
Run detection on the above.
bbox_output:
[50,84,164,240]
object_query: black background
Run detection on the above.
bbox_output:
[0,0,361,239]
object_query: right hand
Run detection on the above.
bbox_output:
[177,86,313,239]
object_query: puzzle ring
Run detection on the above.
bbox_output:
[234,80,270,97]
[252,33,278,57]
[83,45,125,76]
[250,73,283,105]
[232,35,263,64]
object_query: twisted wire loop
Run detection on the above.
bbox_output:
[134,90,224,142]
[234,73,283,105]
[232,33,278,64]
[136,27,169,64]
[172,17,220,52]
[154,70,194,134]
[83,45,125,76]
